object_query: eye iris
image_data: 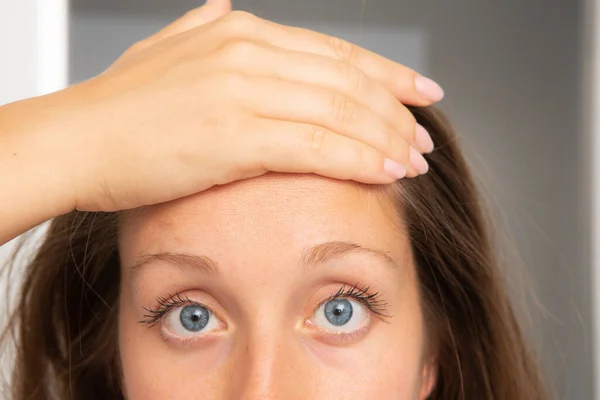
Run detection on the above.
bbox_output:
[324,299,353,326]
[179,305,209,332]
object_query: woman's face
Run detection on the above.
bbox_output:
[118,174,435,399]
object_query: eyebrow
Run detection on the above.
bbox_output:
[130,252,221,276]
[299,241,399,270]
[128,241,399,276]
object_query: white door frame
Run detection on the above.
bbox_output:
[587,0,600,397]
[0,0,69,106]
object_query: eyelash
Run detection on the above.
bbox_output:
[140,291,196,327]
[316,283,392,322]
[138,283,391,328]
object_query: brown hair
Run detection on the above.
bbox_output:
[1,106,547,399]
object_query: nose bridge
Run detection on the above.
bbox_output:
[231,317,307,400]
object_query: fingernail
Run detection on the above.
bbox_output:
[384,158,407,179]
[415,75,444,102]
[415,124,434,153]
[410,147,429,174]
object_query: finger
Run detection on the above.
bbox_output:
[218,12,444,106]
[226,73,426,177]
[140,0,232,49]
[212,40,434,154]
[238,118,408,184]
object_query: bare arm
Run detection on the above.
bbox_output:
[0,91,76,245]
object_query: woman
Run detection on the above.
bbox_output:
[0,1,546,399]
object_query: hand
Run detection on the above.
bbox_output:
[53,0,444,212]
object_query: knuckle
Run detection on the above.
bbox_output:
[309,128,327,155]
[405,111,418,128]
[204,113,227,129]
[179,8,198,24]
[382,127,395,152]
[224,10,260,35]
[395,142,411,165]
[338,62,365,92]
[218,38,260,62]
[327,35,360,63]
[399,110,417,136]
[125,39,148,55]
[183,7,203,18]
[330,94,357,127]
[180,7,211,27]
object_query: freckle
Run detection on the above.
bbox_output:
[12,153,17,156]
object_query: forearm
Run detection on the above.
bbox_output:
[0,94,75,245]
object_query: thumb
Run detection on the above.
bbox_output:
[144,0,232,46]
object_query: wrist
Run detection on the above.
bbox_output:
[0,91,79,221]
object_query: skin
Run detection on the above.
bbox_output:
[119,173,436,399]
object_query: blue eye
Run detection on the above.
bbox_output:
[312,298,368,333]
[324,299,353,326]
[180,305,210,332]
[164,303,221,336]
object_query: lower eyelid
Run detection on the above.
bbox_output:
[306,324,370,345]
[159,329,226,348]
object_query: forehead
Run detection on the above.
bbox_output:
[119,173,408,264]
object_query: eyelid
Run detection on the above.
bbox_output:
[307,323,371,346]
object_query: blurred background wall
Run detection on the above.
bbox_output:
[1,0,595,398]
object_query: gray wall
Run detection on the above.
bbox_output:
[70,1,591,398]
